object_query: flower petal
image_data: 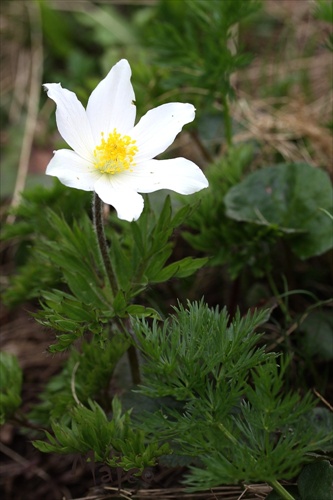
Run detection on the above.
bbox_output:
[130,103,195,161]
[46,149,102,191]
[86,59,136,142]
[43,83,95,161]
[119,158,209,195]
[94,176,144,221]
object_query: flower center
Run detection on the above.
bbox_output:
[93,129,138,174]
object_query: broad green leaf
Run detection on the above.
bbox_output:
[300,311,333,360]
[305,408,333,452]
[225,163,333,259]
[298,461,333,500]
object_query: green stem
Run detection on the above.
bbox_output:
[266,268,291,324]
[269,480,296,500]
[217,422,238,445]
[92,192,117,297]
[218,424,295,500]
[222,95,232,147]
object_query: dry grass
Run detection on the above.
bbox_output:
[81,483,272,500]
[228,0,333,169]
[232,90,332,168]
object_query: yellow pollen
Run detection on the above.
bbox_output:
[93,129,138,174]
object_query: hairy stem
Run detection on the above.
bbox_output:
[269,480,296,500]
[92,192,117,297]
[92,196,141,385]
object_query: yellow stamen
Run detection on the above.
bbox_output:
[93,129,138,174]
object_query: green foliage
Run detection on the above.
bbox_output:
[305,408,333,453]
[186,365,328,487]
[33,397,169,473]
[107,196,208,303]
[225,162,333,260]
[298,460,333,500]
[39,0,101,96]
[1,181,91,307]
[7,191,207,351]
[144,0,261,107]
[129,301,330,491]
[184,144,276,278]
[314,0,333,51]
[314,0,333,22]
[29,337,129,426]
[39,211,108,304]
[267,460,333,500]
[185,157,332,283]
[39,0,156,116]
[133,300,271,401]
[299,311,333,361]
[74,3,138,48]
[0,352,22,425]
[33,210,114,351]
[39,0,73,59]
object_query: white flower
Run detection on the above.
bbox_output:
[44,59,208,221]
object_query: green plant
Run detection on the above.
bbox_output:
[1,1,332,498]
[130,302,331,498]
[0,352,23,425]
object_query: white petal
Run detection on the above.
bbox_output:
[43,83,95,161]
[118,158,209,195]
[94,176,144,221]
[86,59,136,142]
[130,103,195,161]
[46,149,102,191]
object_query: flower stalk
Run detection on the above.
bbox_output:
[269,480,296,500]
[92,193,141,385]
[92,192,117,297]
